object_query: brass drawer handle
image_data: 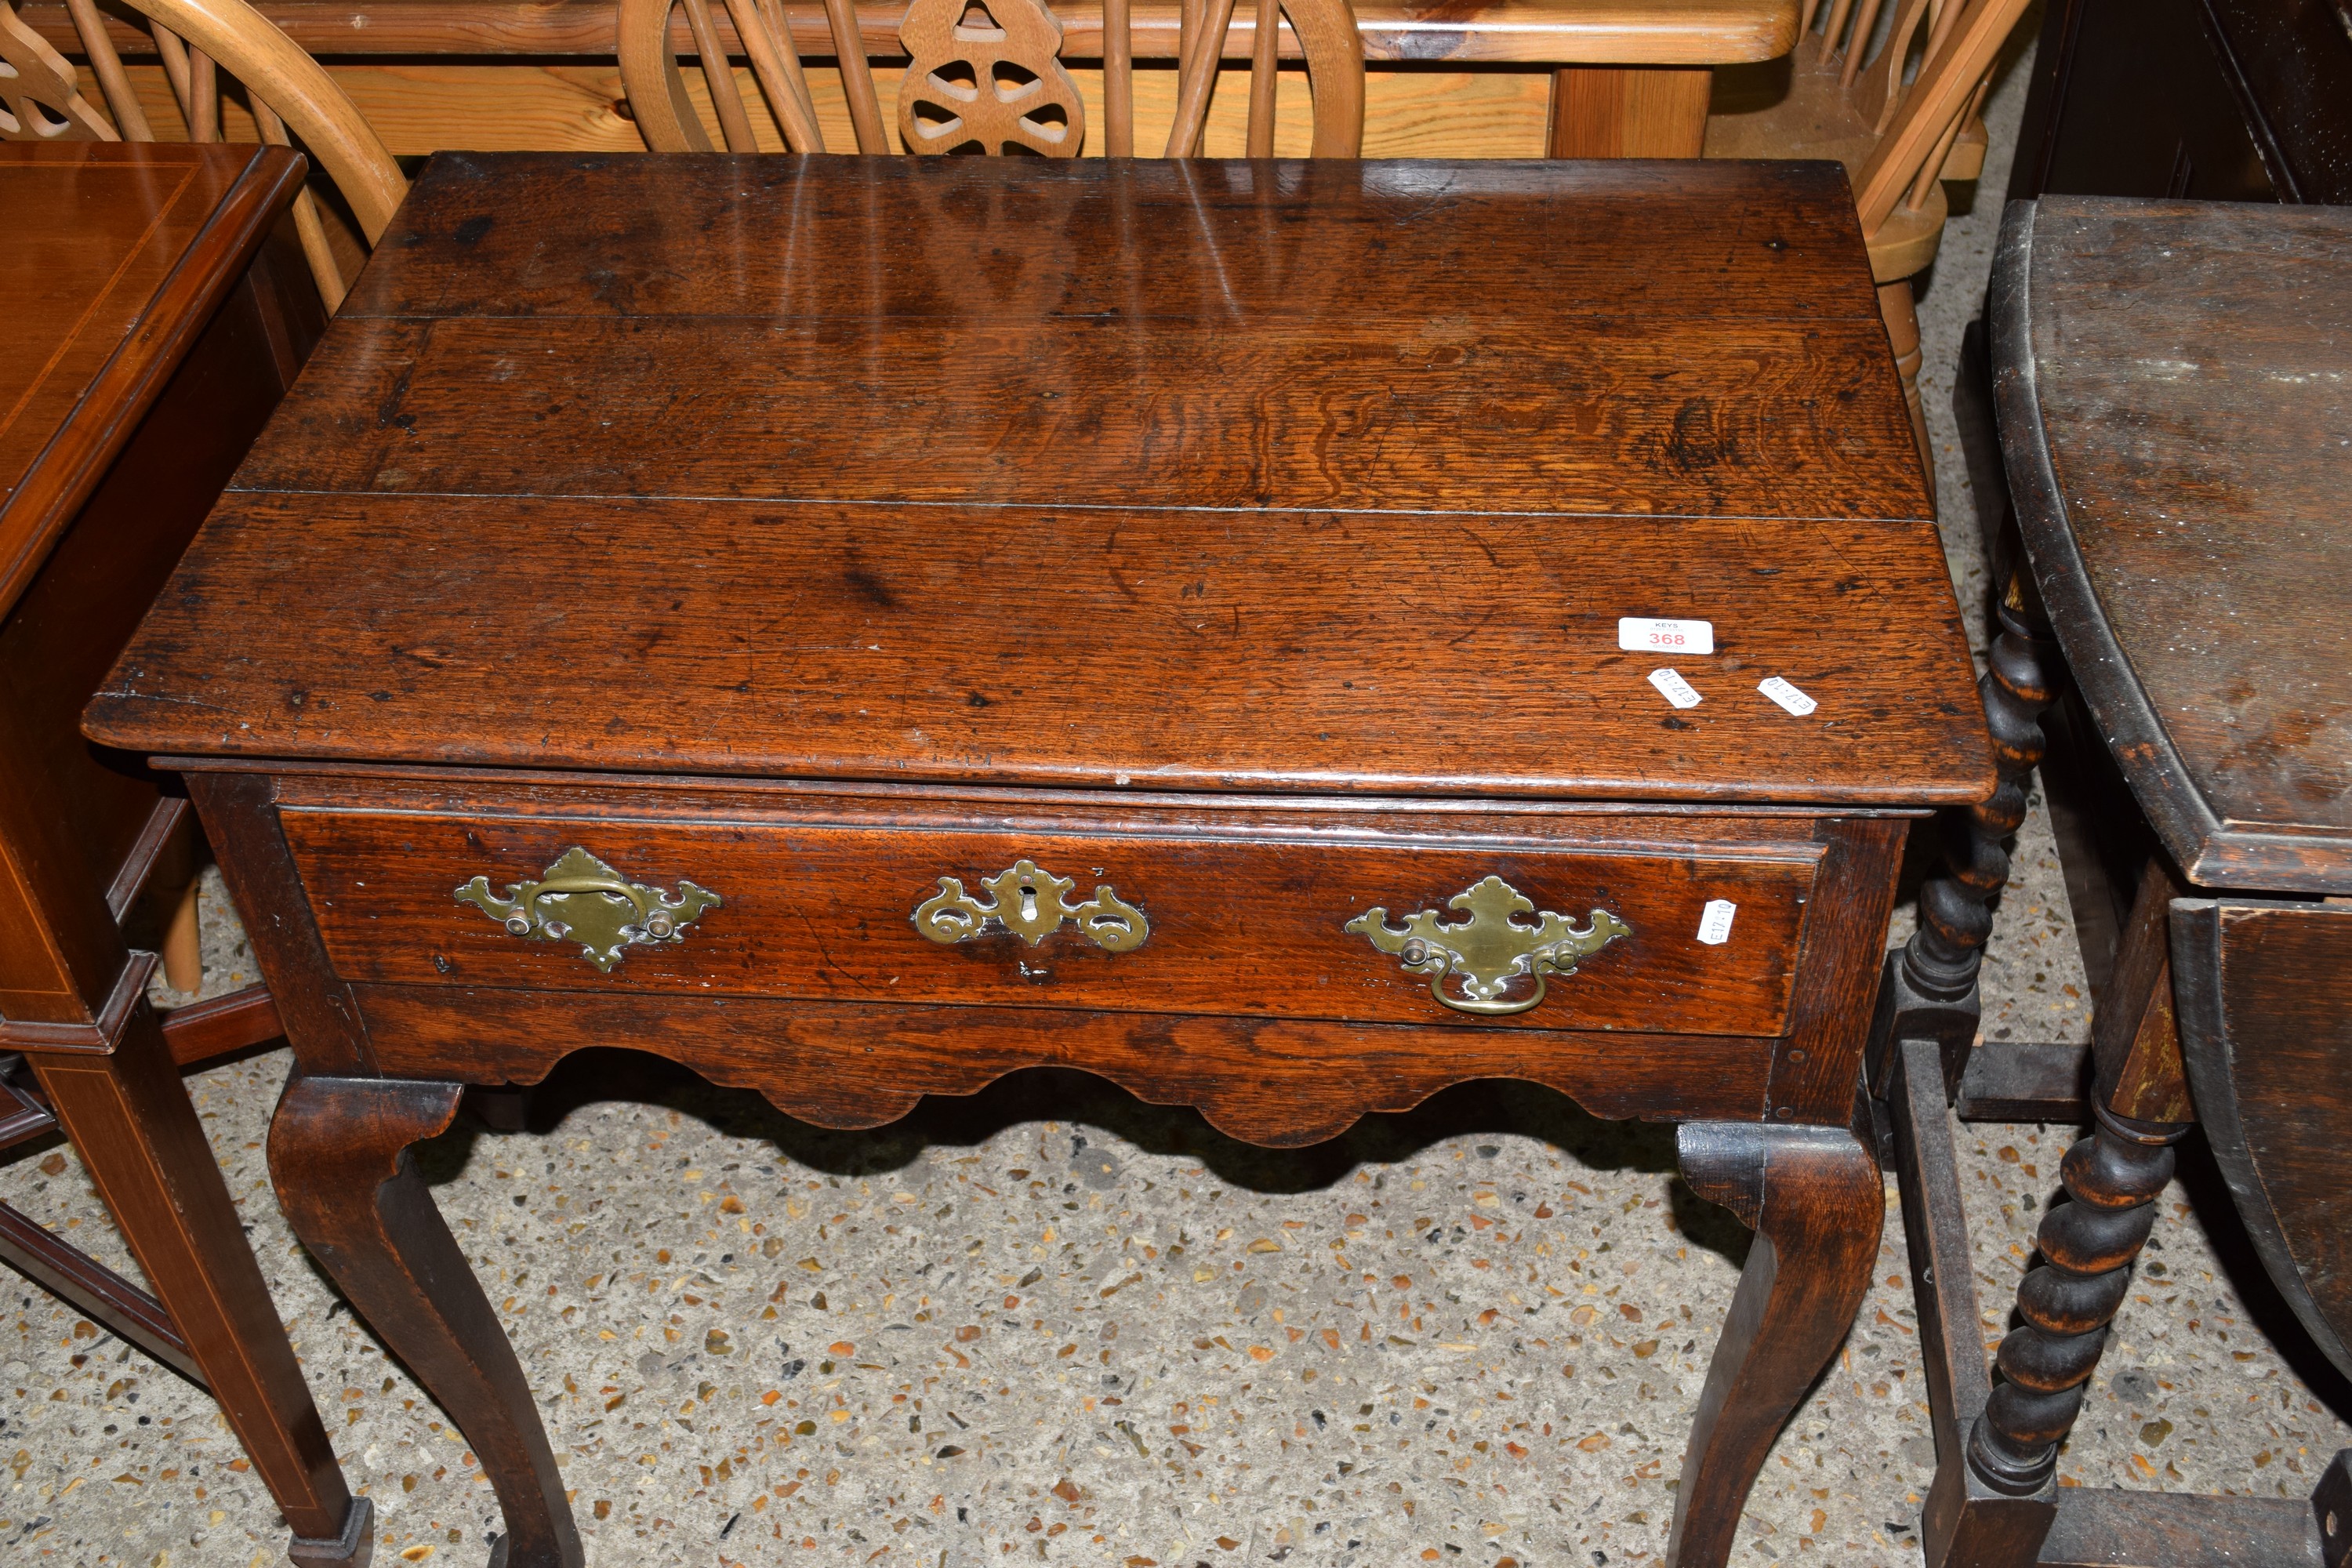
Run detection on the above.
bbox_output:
[456,847,720,972]
[1347,876,1628,1016]
[913,858,1149,953]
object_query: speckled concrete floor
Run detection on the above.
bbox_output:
[7,24,2350,1567]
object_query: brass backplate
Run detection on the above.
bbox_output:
[456,846,720,972]
[913,858,1147,952]
[1347,876,1628,1016]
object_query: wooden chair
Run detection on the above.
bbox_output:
[0,0,405,311]
[616,0,1364,158]
[1704,0,2034,488]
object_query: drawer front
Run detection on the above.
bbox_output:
[281,806,1819,1036]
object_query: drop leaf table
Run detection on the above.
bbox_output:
[86,152,1991,1568]
[1875,195,2352,1568]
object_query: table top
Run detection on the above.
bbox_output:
[1994,196,2352,894]
[91,153,1987,808]
[30,0,1799,66]
[0,142,304,625]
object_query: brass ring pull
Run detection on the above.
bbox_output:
[1346,876,1628,1016]
[913,858,1148,953]
[456,847,720,972]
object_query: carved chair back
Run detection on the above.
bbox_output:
[615,0,1364,158]
[0,0,405,311]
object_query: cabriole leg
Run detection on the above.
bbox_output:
[270,1074,583,1568]
[1666,1123,1882,1568]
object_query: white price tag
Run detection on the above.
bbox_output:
[1619,617,1715,655]
[1647,668,1703,710]
[1697,899,1737,946]
[1757,677,1817,717]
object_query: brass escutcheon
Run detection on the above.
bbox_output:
[913,858,1147,952]
[1346,875,1628,1016]
[456,846,720,972]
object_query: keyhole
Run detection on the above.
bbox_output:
[1017,880,1039,920]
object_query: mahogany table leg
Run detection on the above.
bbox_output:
[1665,1122,1882,1568]
[270,1074,583,1568]
[26,1001,368,1563]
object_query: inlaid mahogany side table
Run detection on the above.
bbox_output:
[0,142,368,1564]
[88,152,1991,1568]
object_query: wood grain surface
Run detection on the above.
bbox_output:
[95,495,1983,800]
[277,797,1818,1032]
[325,155,1886,321]
[89,158,1984,804]
[241,316,1918,506]
[1998,197,2352,891]
[352,985,1775,1144]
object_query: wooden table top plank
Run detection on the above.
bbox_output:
[89,495,1987,802]
[0,144,303,623]
[92,154,1985,807]
[257,156,1923,522]
[244,314,1921,519]
[339,158,1882,323]
[27,0,1801,67]
[1996,197,2352,891]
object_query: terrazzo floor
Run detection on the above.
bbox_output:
[7,18,2349,1566]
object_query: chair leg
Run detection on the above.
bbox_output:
[28,1004,367,1560]
[270,1073,583,1568]
[1665,1123,1883,1567]
[161,877,204,993]
[1879,278,1936,499]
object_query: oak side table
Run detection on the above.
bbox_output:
[89,152,1991,1568]
[0,142,368,1565]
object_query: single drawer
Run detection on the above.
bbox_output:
[279,795,1821,1036]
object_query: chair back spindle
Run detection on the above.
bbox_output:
[1101,0,1132,154]
[57,0,151,137]
[619,0,1363,157]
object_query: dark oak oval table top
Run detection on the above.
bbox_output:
[1994,195,2352,894]
[87,153,1989,810]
